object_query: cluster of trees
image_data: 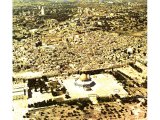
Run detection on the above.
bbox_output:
[28,97,92,109]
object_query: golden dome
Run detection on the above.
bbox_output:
[79,74,90,81]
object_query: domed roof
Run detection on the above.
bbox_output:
[127,47,133,54]
[79,74,90,81]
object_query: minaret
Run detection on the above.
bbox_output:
[41,6,45,16]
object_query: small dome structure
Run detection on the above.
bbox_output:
[127,47,133,54]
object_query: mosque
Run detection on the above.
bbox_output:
[74,73,95,88]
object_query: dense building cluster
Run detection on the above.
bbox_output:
[13,1,147,120]
[13,1,147,76]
